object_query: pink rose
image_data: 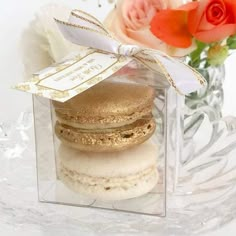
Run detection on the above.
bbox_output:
[104,0,195,56]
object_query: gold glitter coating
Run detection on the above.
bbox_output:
[55,117,156,152]
[53,81,156,126]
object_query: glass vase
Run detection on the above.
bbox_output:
[185,65,225,121]
[171,64,226,192]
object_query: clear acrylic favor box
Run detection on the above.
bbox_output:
[33,63,184,217]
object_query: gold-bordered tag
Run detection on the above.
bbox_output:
[15,48,131,102]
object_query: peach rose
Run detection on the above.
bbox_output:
[104,0,195,56]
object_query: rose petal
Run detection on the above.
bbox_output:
[128,27,168,50]
[225,0,236,22]
[195,13,218,31]
[104,0,196,57]
[178,1,199,11]
[194,23,236,42]
[160,0,191,9]
[128,28,197,56]
[225,0,236,11]
[188,0,210,34]
[104,10,138,45]
[200,0,228,30]
[150,10,193,48]
[120,0,156,30]
[165,42,197,57]
[206,2,226,25]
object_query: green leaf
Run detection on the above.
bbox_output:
[227,35,236,49]
[228,41,236,49]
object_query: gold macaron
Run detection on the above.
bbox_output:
[53,81,156,152]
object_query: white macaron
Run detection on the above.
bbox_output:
[58,141,159,201]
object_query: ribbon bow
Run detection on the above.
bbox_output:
[15,9,206,102]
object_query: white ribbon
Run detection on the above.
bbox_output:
[54,9,206,95]
[14,9,207,102]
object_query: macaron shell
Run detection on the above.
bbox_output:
[58,141,158,177]
[55,118,156,152]
[53,81,155,127]
[58,142,159,201]
[59,166,158,201]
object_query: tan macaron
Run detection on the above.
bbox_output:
[53,81,156,152]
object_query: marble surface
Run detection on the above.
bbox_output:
[1,0,236,235]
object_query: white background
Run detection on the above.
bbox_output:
[1,0,236,235]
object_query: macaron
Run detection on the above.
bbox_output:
[53,81,156,152]
[58,142,158,201]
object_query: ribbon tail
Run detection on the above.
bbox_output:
[54,18,121,54]
[135,49,206,95]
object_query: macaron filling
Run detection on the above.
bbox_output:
[54,105,153,129]
[60,164,158,191]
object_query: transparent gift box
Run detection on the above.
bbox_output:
[33,63,184,217]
